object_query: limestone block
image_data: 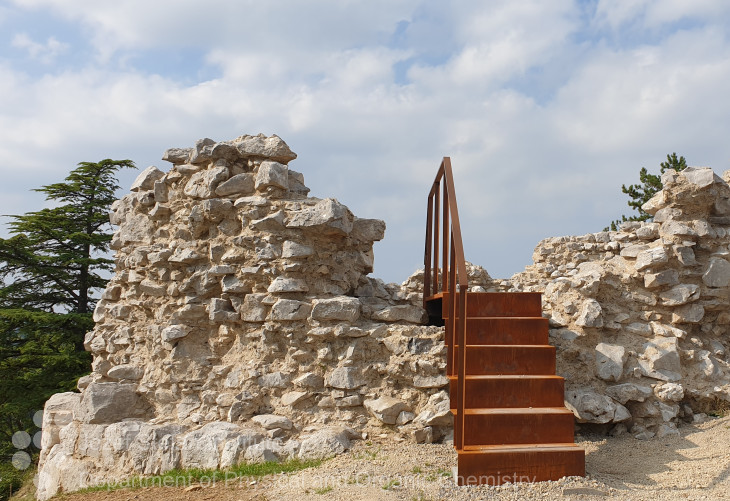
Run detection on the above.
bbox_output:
[682,166,722,188]
[636,223,659,240]
[153,180,168,203]
[209,298,238,322]
[575,299,603,328]
[130,166,165,192]
[241,293,269,322]
[413,391,452,426]
[106,364,144,381]
[251,210,286,231]
[639,337,681,381]
[103,421,143,454]
[270,299,312,321]
[288,170,310,195]
[181,422,242,469]
[244,441,283,463]
[258,371,291,389]
[219,432,264,468]
[605,383,652,404]
[659,284,700,306]
[364,396,409,425]
[281,391,309,406]
[251,414,293,430]
[673,245,696,266]
[654,383,684,402]
[282,240,314,258]
[703,257,730,287]
[215,173,255,196]
[325,367,364,389]
[255,161,289,190]
[644,269,678,289]
[650,322,686,338]
[595,343,626,382]
[234,134,297,163]
[564,388,630,424]
[221,276,249,293]
[202,198,234,222]
[297,428,351,460]
[641,190,666,215]
[620,243,649,258]
[293,372,325,389]
[351,217,386,242]
[162,147,192,164]
[660,221,697,238]
[635,247,669,271]
[697,350,722,378]
[371,305,426,323]
[625,322,652,337]
[311,297,361,322]
[413,375,449,388]
[672,303,704,324]
[76,383,144,424]
[161,325,192,342]
[184,166,229,199]
[268,277,309,293]
[286,198,354,236]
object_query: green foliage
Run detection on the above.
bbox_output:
[607,153,687,231]
[0,309,92,445]
[0,460,25,501]
[0,160,132,484]
[0,159,134,314]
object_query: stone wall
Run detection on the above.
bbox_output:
[36,134,730,498]
[511,166,730,439]
[37,134,490,499]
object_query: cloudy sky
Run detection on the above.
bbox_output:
[1,0,730,284]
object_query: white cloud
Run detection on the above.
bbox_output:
[11,33,67,62]
[2,1,730,282]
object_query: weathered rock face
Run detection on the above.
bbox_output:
[37,134,480,500]
[512,166,730,439]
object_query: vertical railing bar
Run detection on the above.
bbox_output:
[433,181,440,292]
[424,194,433,303]
[442,181,449,300]
[450,238,460,450]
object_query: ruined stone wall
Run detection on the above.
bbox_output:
[512,167,730,439]
[37,134,485,499]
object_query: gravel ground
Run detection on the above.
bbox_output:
[53,414,730,501]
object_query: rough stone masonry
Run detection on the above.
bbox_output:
[36,134,730,498]
[36,134,470,500]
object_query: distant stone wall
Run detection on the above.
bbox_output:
[512,167,730,439]
[37,134,493,499]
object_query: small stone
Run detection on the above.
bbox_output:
[311,297,361,322]
[130,166,165,192]
[255,161,288,191]
[325,367,364,389]
[595,343,626,382]
[576,299,603,328]
[251,414,293,430]
[703,257,730,287]
[635,247,669,271]
[363,396,409,425]
[268,277,309,293]
[215,173,255,196]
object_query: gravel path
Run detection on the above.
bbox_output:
[58,414,730,501]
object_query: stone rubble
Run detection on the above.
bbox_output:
[37,134,495,500]
[511,166,730,438]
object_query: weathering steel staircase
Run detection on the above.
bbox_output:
[423,158,585,485]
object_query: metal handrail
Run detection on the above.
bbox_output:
[424,157,468,451]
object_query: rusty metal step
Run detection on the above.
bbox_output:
[450,317,549,345]
[454,407,576,447]
[448,375,565,408]
[456,444,585,486]
[441,292,543,318]
[449,345,556,375]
